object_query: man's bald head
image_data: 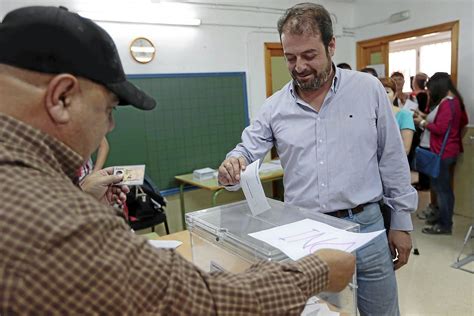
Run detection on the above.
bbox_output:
[0,63,118,160]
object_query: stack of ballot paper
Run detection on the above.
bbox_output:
[193,167,216,181]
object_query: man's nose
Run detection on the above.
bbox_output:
[294,57,307,73]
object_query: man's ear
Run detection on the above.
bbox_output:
[328,36,336,57]
[44,74,79,124]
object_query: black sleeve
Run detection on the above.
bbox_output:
[416,92,429,113]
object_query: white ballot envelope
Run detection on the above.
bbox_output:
[240,159,271,216]
[148,240,182,249]
[113,164,146,186]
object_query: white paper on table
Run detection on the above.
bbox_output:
[301,296,340,316]
[240,159,271,216]
[249,219,384,261]
[301,296,339,316]
[148,240,182,249]
[402,99,418,112]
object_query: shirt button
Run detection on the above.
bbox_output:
[321,183,325,187]
[320,161,324,165]
[317,117,321,121]
[322,204,326,209]
[319,139,323,143]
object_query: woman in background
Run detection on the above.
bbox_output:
[413,72,469,235]
[381,78,415,155]
[410,73,431,191]
[78,137,110,182]
[411,73,430,112]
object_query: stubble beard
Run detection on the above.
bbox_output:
[293,58,332,91]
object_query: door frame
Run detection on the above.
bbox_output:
[356,21,459,83]
[264,42,284,97]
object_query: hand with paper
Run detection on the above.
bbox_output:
[218,155,247,185]
[80,167,130,206]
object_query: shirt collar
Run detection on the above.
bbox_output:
[289,63,340,100]
[0,113,84,182]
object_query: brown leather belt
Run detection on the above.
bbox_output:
[325,203,369,218]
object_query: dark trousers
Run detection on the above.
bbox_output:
[430,157,457,230]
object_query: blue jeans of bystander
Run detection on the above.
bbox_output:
[430,156,457,231]
[342,203,399,316]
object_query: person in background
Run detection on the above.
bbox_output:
[78,137,109,182]
[93,137,110,171]
[0,6,356,315]
[414,96,440,222]
[380,78,415,155]
[413,72,469,235]
[336,62,352,70]
[411,73,429,113]
[360,66,378,77]
[409,73,431,192]
[219,3,417,315]
[391,71,409,107]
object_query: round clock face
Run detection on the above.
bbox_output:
[130,37,156,64]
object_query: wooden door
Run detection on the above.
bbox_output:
[264,42,289,200]
[264,42,291,97]
[357,41,389,76]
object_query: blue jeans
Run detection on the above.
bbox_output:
[430,157,457,230]
[342,203,399,316]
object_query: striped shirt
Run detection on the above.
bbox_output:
[0,113,329,315]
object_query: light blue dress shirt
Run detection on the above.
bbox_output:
[227,67,418,231]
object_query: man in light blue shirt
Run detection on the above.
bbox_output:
[218,3,417,316]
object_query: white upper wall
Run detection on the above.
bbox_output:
[7,1,472,120]
[353,0,474,120]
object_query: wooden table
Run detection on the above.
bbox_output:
[174,163,283,229]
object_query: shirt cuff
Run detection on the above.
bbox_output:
[390,211,413,231]
[384,187,418,231]
[294,255,329,297]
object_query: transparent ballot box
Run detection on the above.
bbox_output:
[186,198,360,315]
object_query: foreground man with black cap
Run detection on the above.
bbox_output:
[0,6,355,315]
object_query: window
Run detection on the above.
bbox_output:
[389,31,451,92]
[389,49,416,91]
[420,41,451,76]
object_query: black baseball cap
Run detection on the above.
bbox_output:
[0,6,156,110]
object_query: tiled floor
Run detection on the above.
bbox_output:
[397,191,474,316]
